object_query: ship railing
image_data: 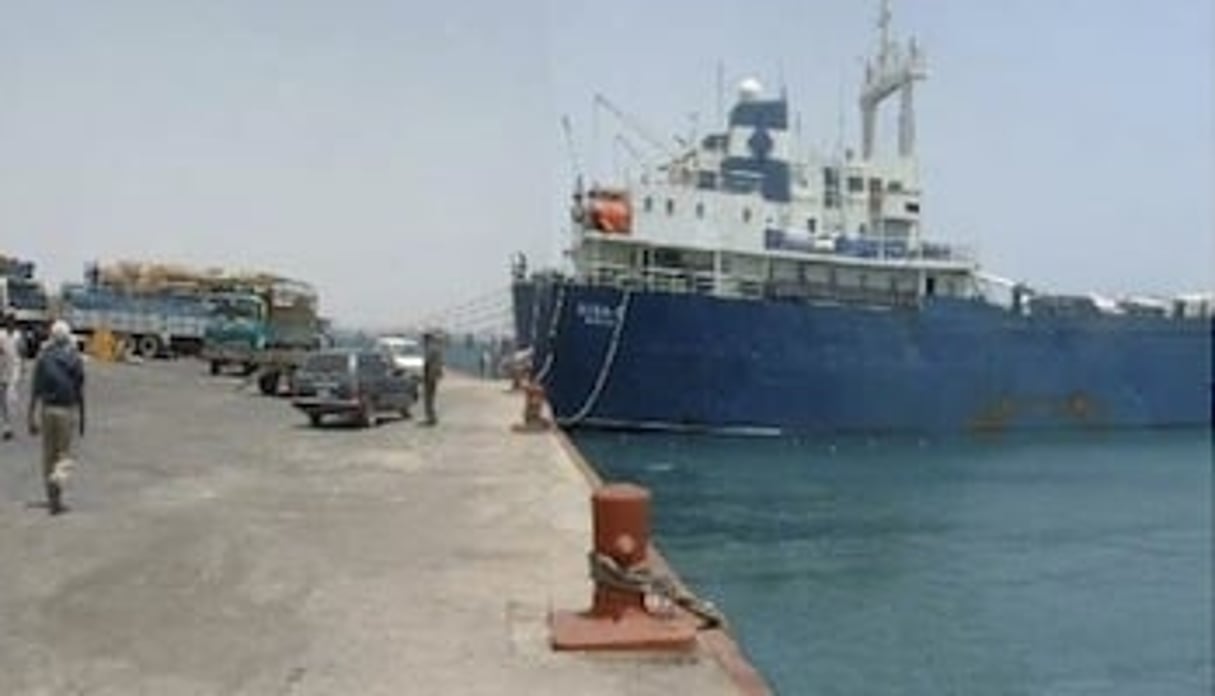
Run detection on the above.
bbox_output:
[720,277,767,299]
[923,242,977,263]
[585,261,921,308]
[765,280,919,308]
[586,263,721,295]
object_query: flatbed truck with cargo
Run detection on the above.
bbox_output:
[59,283,215,358]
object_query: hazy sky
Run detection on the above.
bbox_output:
[2,1,1211,326]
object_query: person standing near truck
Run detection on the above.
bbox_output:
[0,313,22,440]
[421,331,443,426]
[28,320,85,515]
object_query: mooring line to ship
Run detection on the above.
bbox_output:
[526,278,543,363]
[556,290,631,427]
[588,550,726,629]
[532,282,567,385]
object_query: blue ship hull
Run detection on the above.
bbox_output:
[515,280,1213,434]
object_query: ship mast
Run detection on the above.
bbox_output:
[859,0,926,160]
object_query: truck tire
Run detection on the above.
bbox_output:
[281,368,297,397]
[258,370,280,396]
[358,398,375,428]
[308,412,323,427]
[209,359,224,376]
[137,334,162,359]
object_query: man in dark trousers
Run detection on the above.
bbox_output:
[28,320,85,515]
[421,331,443,426]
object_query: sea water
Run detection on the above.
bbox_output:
[574,429,1212,695]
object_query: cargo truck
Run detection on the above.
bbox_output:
[58,282,215,358]
[0,254,50,356]
[202,278,325,395]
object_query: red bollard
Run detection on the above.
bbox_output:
[509,364,524,392]
[550,483,698,651]
[511,380,551,432]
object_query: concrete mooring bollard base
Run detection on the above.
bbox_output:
[550,608,698,651]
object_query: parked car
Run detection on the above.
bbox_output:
[292,349,417,427]
[375,335,424,377]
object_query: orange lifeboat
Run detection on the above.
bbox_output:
[586,188,632,234]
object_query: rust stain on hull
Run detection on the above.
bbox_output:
[968,391,1106,433]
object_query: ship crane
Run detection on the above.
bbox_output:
[859,0,927,159]
[560,115,584,188]
[612,134,648,179]
[593,93,688,164]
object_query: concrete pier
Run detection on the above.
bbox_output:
[0,361,753,694]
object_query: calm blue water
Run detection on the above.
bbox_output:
[575,429,1213,695]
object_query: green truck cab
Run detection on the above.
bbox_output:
[202,279,326,395]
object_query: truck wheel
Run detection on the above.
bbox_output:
[308,412,323,427]
[258,370,280,396]
[209,359,224,376]
[137,334,162,359]
[358,399,375,428]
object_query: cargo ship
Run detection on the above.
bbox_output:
[512,4,1213,435]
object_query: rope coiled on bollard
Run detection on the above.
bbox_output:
[588,551,727,630]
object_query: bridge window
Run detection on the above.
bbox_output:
[806,218,817,233]
[742,207,752,223]
[696,202,705,219]
[643,196,653,213]
[905,202,920,213]
[823,167,841,209]
[653,247,681,267]
[665,199,675,215]
[886,180,904,193]
[847,176,864,193]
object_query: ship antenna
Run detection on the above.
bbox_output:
[590,96,600,186]
[836,69,846,161]
[879,0,892,55]
[561,115,584,187]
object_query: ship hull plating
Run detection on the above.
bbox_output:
[516,281,1213,434]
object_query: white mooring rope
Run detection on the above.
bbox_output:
[556,290,631,427]
[532,282,567,385]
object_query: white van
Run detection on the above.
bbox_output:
[375,335,424,377]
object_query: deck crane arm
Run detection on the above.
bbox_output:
[592,93,687,163]
[560,115,584,189]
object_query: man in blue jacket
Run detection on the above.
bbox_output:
[28,320,85,515]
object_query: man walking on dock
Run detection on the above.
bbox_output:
[421,331,443,426]
[28,321,85,515]
[0,314,21,440]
